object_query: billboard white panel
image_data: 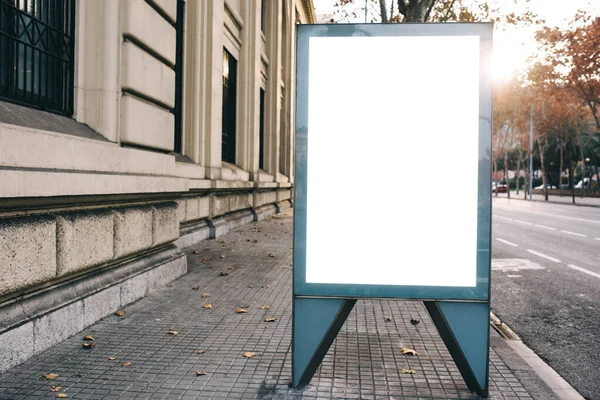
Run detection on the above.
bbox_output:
[305,36,480,287]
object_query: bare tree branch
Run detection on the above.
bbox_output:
[424,0,436,22]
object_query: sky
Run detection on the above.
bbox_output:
[312,0,600,81]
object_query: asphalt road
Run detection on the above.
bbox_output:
[491,197,600,400]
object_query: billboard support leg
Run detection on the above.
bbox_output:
[292,297,356,387]
[424,301,490,398]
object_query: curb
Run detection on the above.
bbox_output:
[490,313,585,400]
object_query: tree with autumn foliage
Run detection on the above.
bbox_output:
[493,78,532,198]
[526,61,596,202]
[334,0,542,24]
[535,14,600,130]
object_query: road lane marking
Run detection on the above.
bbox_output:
[496,238,518,247]
[492,259,544,271]
[535,224,556,231]
[567,264,600,280]
[560,230,587,238]
[595,238,600,241]
[494,215,513,221]
[526,249,561,263]
[514,219,533,226]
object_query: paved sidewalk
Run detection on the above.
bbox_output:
[494,192,600,207]
[0,209,561,399]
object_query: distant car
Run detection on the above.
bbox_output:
[534,184,557,190]
[492,184,508,193]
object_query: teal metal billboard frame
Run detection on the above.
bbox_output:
[293,23,493,397]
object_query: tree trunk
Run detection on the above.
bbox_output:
[568,161,575,204]
[580,149,585,198]
[504,151,510,198]
[538,142,548,201]
[559,146,563,197]
[493,159,498,197]
[398,0,436,22]
[516,156,521,195]
[379,0,389,22]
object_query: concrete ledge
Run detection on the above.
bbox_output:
[56,210,114,276]
[176,220,211,249]
[113,206,154,258]
[0,246,187,373]
[225,209,255,231]
[254,204,277,221]
[0,215,56,297]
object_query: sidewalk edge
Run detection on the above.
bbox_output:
[490,313,585,400]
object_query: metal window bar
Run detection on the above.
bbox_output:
[221,48,237,164]
[259,88,265,170]
[0,0,75,115]
[172,0,184,153]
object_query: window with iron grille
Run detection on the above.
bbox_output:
[222,48,237,164]
[0,0,75,115]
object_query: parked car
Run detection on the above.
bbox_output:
[492,184,508,193]
[574,178,598,189]
[534,184,557,190]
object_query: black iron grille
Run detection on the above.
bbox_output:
[0,0,75,115]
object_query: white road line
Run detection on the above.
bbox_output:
[496,238,518,247]
[535,224,556,231]
[567,264,600,280]
[494,215,513,221]
[527,249,561,263]
[595,238,600,241]
[514,219,533,226]
[560,230,587,238]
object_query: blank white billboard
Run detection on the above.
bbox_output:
[305,35,480,287]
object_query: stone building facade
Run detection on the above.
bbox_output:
[0,0,314,372]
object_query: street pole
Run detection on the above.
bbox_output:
[529,105,534,200]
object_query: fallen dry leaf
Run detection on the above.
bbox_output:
[410,319,420,325]
[51,386,62,392]
[268,253,275,257]
[219,255,225,259]
[44,373,59,380]
[402,369,415,374]
[83,335,94,341]
[82,343,94,349]
[202,304,213,309]
[192,285,200,290]
[385,317,392,322]
[243,352,256,358]
[56,394,68,398]
[166,283,173,287]
[289,246,293,249]
[400,347,419,356]
[114,310,126,317]
[198,349,206,354]
[218,271,229,276]
[202,257,211,263]
[168,330,179,336]
[195,371,206,376]
[122,362,132,367]
[264,317,277,322]
[235,308,248,313]
[259,305,270,310]
[108,356,116,360]
[281,266,288,269]
[203,293,211,298]
[193,250,200,254]
[262,285,269,289]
